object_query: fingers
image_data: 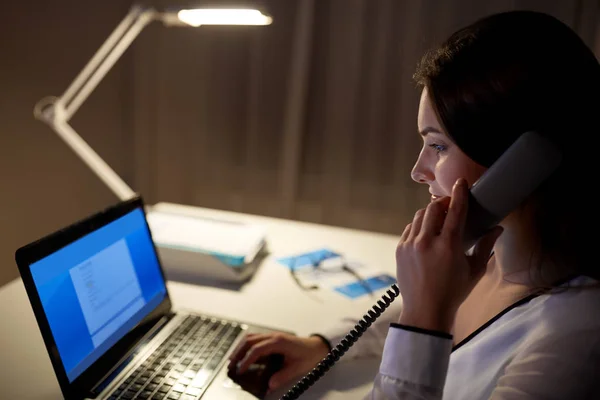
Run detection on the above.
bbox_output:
[442,178,469,241]
[401,197,449,249]
[237,338,282,374]
[400,222,412,242]
[420,197,451,237]
[227,333,268,370]
[407,208,426,240]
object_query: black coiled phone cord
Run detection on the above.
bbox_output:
[279,284,401,400]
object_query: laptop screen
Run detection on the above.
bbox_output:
[29,207,167,383]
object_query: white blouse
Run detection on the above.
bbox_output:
[318,276,600,399]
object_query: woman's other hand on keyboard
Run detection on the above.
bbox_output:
[227,332,329,393]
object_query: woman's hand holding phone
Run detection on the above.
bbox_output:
[395,178,503,333]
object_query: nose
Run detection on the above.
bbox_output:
[411,151,433,184]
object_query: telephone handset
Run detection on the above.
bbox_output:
[279,131,562,400]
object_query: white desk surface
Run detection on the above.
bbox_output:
[0,202,400,400]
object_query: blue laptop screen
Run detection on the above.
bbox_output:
[29,207,167,382]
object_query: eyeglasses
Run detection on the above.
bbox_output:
[289,252,373,297]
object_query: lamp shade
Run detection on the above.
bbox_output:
[177,8,272,26]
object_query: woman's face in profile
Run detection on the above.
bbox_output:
[411,88,487,201]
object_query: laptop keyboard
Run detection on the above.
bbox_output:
[108,314,243,400]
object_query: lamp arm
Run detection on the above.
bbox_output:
[54,120,138,201]
[63,6,158,120]
[33,5,158,201]
[59,5,146,113]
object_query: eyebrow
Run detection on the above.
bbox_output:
[419,126,443,136]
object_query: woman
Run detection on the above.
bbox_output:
[229,10,600,399]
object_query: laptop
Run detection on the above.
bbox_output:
[15,195,284,400]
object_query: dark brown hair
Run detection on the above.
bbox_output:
[413,10,600,288]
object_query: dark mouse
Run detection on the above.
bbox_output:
[227,353,285,399]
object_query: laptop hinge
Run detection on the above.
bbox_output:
[88,312,175,398]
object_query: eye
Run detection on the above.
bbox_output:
[428,143,447,154]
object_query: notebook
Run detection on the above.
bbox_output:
[15,195,283,400]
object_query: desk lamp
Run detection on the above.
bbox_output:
[33,4,272,283]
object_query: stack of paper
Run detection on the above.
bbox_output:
[146,210,267,282]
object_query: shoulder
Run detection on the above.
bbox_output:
[498,278,600,397]
[530,276,600,331]
[513,275,600,357]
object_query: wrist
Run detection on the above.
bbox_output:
[308,335,331,356]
